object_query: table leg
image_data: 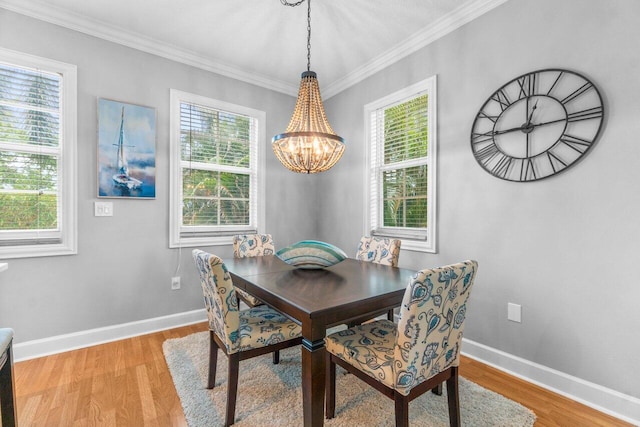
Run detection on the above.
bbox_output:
[301,337,326,427]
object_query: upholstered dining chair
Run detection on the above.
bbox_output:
[325,260,478,427]
[232,234,275,308]
[355,236,401,321]
[355,235,401,267]
[192,249,302,427]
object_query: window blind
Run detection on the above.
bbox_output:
[382,95,428,164]
[0,62,62,240]
[370,93,429,235]
[179,102,257,232]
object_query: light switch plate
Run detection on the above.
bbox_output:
[94,201,113,217]
[507,303,522,323]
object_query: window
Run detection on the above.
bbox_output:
[169,90,265,248]
[0,48,77,259]
[364,76,437,253]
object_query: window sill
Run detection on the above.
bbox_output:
[169,234,238,249]
[399,238,436,253]
[0,243,77,259]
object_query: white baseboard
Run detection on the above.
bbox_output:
[13,309,207,362]
[462,338,640,426]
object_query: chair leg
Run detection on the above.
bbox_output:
[446,368,461,427]
[387,309,395,321]
[325,353,336,419]
[208,330,219,389]
[431,382,443,395]
[226,353,240,427]
[394,392,410,427]
[273,350,280,365]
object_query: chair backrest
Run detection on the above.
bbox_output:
[192,249,241,353]
[355,236,401,267]
[233,234,275,258]
[394,260,478,396]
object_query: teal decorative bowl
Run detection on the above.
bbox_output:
[276,240,348,269]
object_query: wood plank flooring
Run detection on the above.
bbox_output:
[12,322,631,426]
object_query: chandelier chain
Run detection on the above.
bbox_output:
[280,0,312,71]
[307,0,311,71]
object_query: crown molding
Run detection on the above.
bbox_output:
[322,0,511,99]
[0,0,299,96]
[0,0,509,99]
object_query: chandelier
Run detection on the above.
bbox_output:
[272,0,345,174]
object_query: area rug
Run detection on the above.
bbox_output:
[163,332,536,426]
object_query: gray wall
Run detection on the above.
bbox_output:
[0,9,316,341]
[1,0,638,409]
[320,0,640,400]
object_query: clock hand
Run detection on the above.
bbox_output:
[490,125,531,136]
[527,117,567,127]
[490,116,567,136]
[525,100,539,126]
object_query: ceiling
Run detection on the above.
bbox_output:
[0,0,508,98]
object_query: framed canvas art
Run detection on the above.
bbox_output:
[97,98,156,198]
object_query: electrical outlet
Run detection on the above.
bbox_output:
[507,303,522,323]
[171,276,181,290]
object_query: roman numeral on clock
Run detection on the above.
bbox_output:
[491,154,513,178]
[567,106,603,122]
[491,89,511,111]
[558,134,592,153]
[477,111,499,123]
[516,72,537,99]
[520,158,537,181]
[474,143,500,163]
[561,81,594,104]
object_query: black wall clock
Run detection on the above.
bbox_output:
[471,68,604,182]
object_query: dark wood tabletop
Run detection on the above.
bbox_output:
[225,255,416,427]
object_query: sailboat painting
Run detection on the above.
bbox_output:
[98,99,156,198]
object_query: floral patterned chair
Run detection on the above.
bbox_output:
[325,260,478,427]
[355,236,401,322]
[192,249,302,427]
[355,236,401,267]
[232,234,275,308]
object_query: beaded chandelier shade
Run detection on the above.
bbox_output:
[272,0,345,174]
[272,71,345,174]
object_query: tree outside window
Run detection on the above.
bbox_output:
[365,77,437,253]
[0,49,77,259]
[169,90,265,248]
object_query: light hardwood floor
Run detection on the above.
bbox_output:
[12,322,631,426]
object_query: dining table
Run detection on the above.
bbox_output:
[224,254,417,427]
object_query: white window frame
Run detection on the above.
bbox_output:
[364,76,437,253]
[0,48,77,259]
[169,89,265,248]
